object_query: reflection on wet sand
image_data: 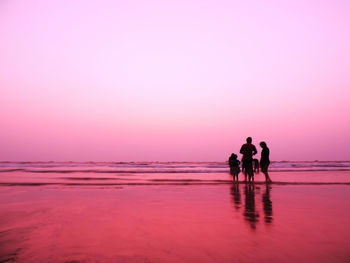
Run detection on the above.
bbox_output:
[1,183,350,262]
[230,183,273,229]
[244,184,259,229]
[230,184,241,210]
[263,185,273,223]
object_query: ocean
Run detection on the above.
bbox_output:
[1,161,350,262]
[1,161,350,186]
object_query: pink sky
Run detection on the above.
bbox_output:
[1,0,349,161]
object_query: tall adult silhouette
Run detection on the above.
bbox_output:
[240,137,257,182]
[259,141,272,183]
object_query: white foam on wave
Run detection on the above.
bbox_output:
[0,161,350,173]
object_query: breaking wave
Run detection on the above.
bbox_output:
[0,161,350,174]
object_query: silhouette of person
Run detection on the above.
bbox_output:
[240,137,257,182]
[253,158,259,173]
[259,141,272,183]
[243,184,259,229]
[228,153,240,182]
[262,185,273,223]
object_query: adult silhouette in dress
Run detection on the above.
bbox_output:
[260,141,272,183]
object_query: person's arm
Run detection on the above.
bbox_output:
[240,145,244,154]
[253,145,257,155]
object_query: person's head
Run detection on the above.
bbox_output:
[260,141,267,148]
[231,153,237,159]
[246,137,252,143]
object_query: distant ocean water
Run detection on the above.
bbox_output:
[1,161,350,173]
[1,161,350,186]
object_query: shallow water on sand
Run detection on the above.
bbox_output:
[1,180,350,262]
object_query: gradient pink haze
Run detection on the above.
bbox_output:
[1,0,349,161]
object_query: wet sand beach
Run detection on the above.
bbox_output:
[1,162,350,262]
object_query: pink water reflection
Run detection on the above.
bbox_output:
[1,183,350,262]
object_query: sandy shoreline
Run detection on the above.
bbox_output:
[1,175,350,262]
[1,170,350,186]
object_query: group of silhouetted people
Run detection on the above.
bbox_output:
[228,137,272,183]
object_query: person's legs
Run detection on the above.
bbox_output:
[250,169,254,182]
[261,162,272,183]
[247,168,253,182]
[253,159,259,173]
[235,167,240,182]
[243,159,251,181]
[242,162,247,181]
[263,171,272,183]
[245,159,253,183]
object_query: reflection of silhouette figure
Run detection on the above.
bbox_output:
[262,185,273,223]
[230,184,241,210]
[259,141,272,183]
[228,153,240,181]
[240,137,257,182]
[243,184,259,229]
[229,184,274,229]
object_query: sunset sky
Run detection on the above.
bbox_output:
[1,0,349,161]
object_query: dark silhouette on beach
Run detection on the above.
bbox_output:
[228,153,240,181]
[260,141,272,183]
[253,158,259,173]
[262,185,273,223]
[240,137,257,182]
